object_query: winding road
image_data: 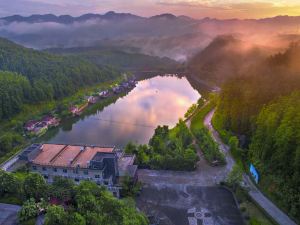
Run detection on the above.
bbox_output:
[204,109,297,225]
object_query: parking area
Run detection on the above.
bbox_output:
[136,184,244,225]
[0,203,21,225]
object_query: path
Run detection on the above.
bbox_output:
[0,203,21,225]
[204,109,297,225]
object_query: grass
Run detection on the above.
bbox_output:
[190,101,215,132]
[21,218,36,225]
[234,187,276,225]
[211,108,246,169]
[0,195,23,205]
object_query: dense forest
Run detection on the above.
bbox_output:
[0,71,31,119]
[47,46,181,72]
[0,171,148,225]
[213,43,300,221]
[125,120,199,171]
[187,35,268,85]
[0,38,120,119]
[249,92,300,218]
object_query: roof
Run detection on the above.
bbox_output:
[42,115,55,122]
[118,154,137,177]
[31,144,115,168]
[24,120,39,127]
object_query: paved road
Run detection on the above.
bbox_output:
[0,203,21,225]
[204,109,297,225]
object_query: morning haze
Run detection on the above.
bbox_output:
[0,1,299,225]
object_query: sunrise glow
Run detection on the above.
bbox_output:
[1,0,300,19]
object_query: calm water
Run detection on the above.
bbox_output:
[47,76,201,147]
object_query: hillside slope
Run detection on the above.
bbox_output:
[0,38,118,119]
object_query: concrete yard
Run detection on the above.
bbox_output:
[0,203,21,225]
[136,184,244,225]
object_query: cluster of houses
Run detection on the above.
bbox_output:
[24,115,60,136]
[69,79,137,116]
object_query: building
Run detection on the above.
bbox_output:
[24,120,39,131]
[20,143,138,198]
[87,96,97,104]
[41,115,60,127]
[70,106,79,115]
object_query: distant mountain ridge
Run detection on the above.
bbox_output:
[1,12,300,61]
[0,11,143,24]
[2,12,300,24]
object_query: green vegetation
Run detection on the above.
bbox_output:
[0,37,120,120]
[47,46,181,73]
[249,93,300,220]
[234,186,276,225]
[226,165,243,189]
[213,43,300,222]
[0,170,148,225]
[125,119,199,171]
[189,96,225,165]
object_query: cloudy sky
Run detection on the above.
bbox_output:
[0,0,300,19]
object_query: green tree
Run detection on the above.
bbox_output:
[23,173,47,200]
[44,205,67,225]
[49,176,75,201]
[18,198,39,222]
[67,213,86,225]
[0,170,21,197]
[227,165,243,189]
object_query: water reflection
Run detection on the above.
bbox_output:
[48,76,201,147]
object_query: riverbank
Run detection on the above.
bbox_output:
[0,77,126,164]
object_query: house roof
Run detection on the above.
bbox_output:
[118,154,136,177]
[31,144,115,168]
[24,120,39,127]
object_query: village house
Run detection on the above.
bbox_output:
[19,143,138,198]
[70,106,79,115]
[87,96,97,104]
[41,115,60,127]
[24,120,39,132]
[112,86,122,94]
[24,115,60,135]
[99,90,109,98]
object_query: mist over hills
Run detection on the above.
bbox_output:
[1,12,300,61]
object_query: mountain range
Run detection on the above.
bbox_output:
[1,12,300,61]
[2,12,300,25]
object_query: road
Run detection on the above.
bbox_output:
[0,203,21,225]
[204,109,297,225]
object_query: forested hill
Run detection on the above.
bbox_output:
[187,35,270,85]
[214,43,300,222]
[0,37,119,120]
[46,46,181,72]
[216,43,300,135]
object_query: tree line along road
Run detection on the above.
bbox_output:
[204,109,297,225]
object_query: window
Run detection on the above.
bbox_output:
[63,169,67,173]
[95,175,100,179]
[84,170,88,175]
[75,178,79,182]
[73,169,78,174]
[43,175,48,179]
[53,168,57,172]
[104,181,109,185]
[42,167,47,171]
[32,166,37,170]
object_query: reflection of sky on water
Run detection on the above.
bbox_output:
[49,76,201,147]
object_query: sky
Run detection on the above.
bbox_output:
[0,0,300,19]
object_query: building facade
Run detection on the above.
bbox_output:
[20,143,138,198]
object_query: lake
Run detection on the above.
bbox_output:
[46,75,201,147]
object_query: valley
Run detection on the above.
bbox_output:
[0,8,299,225]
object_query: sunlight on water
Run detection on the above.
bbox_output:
[48,76,200,147]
